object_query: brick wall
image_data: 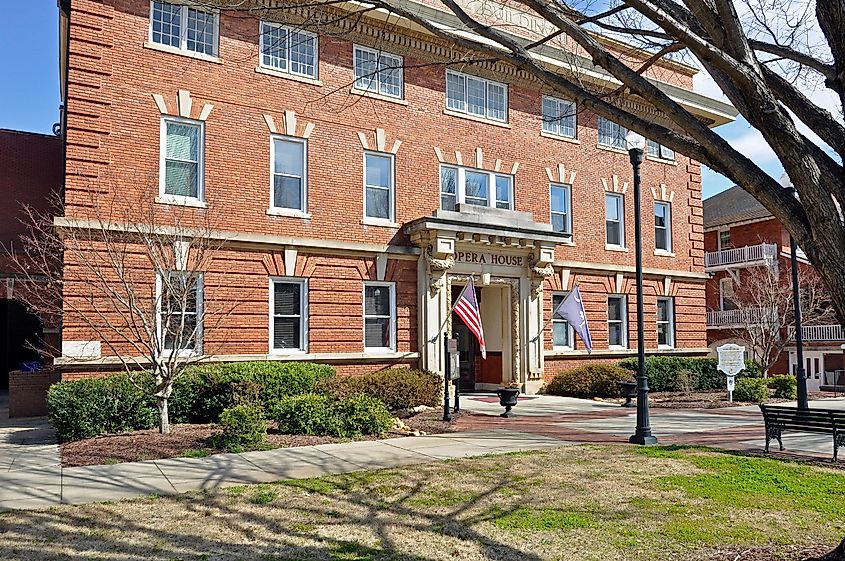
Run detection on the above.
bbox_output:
[8,369,62,418]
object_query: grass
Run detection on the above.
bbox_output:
[0,445,841,561]
[179,448,211,459]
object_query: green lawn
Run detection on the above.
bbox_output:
[0,445,842,560]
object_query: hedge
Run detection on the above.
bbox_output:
[544,364,633,398]
[316,369,440,411]
[270,393,393,438]
[768,375,797,400]
[616,356,762,392]
[216,403,267,452]
[46,374,157,442]
[733,378,769,403]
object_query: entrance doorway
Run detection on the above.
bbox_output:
[790,350,825,392]
[0,299,44,390]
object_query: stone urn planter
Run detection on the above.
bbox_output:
[495,386,520,417]
[617,381,637,408]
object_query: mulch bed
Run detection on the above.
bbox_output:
[60,408,466,468]
[607,390,834,409]
[704,544,835,561]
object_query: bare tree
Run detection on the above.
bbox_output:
[726,262,834,377]
[10,188,242,434]
[203,0,845,327]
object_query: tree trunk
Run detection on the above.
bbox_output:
[804,539,845,561]
[157,396,171,435]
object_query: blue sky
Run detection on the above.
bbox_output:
[0,0,782,200]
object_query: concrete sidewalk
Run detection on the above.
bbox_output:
[0,429,567,511]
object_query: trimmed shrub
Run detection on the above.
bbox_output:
[617,356,762,392]
[733,378,769,403]
[675,369,699,393]
[47,374,157,442]
[217,403,267,452]
[169,362,336,424]
[768,375,798,400]
[270,393,393,438]
[544,364,633,398]
[317,369,439,411]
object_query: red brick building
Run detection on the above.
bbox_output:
[55,0,736,392]
[704,186,845,389]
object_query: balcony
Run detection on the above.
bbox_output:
[704,243,778,270]
[799,324,844,342]
[706,307,777,328]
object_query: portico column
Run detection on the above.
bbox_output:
[420,239,455,377]
[526,244,556,393]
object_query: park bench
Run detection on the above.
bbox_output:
[759,404,845,462]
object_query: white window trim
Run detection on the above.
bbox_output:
[550,182,572,237]
[353,44,404,100]
[258,21,319,80]
[654,201,672,253]
[607,295,627,350]
[718,228,731,251]
[541,95,577,139]
[269,277,308,354]
[551,292,575,350]
[719,277,734,311]
[439,164,514,210]
[363,151,396,223]
[149,1,219,57]
[597,117,628,150]
[647,139,676,162]
[656,297,675,349]
[444,69,508,124]
[605,192,625,249]
[269,134,308,215]
[156,271,203,358]
[363,281,396,353]
[159,116,205,205]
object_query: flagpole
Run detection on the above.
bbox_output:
[429,274,473,342]
[533,283,578,342]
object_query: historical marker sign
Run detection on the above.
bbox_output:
[717,344,746,402]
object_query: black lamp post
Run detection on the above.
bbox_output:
[779,173,809,410]
[626,131,657,445]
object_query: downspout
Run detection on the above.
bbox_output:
[57,0,71,362]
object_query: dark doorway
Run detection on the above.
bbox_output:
[452,285,480,391]
[0,299,44,390]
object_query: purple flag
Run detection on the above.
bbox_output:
[553,286,593,353]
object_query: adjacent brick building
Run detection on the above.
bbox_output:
[704,186,845,390]
[55,0,736,392]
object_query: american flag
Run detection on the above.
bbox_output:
[454,277,486,359]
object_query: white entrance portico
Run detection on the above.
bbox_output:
[405,205,570,393]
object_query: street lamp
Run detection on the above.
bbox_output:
[779,173,809,410]
[626,131,657,445]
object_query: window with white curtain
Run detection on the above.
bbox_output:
[270,278,307,352]
[161,117,203,202]
[364,282,395,351]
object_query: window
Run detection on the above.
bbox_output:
[654,202,672,252]
[353,46,403,98]
[656,297,674,348]
[647,140,675,161]
[161,118,203,202]
[541,96,576,138]
[607,295,627,349]
[364,283,395,351]
[552,293,574,349]
[439,165,513,210]
[605,193,625,247]
[150,2,217,56]
[445,70,508,123]
[364,152,394,221]
[720,277,737,311]
[159,271,202,353]
[270,279,307,352]
[597,117,627,149]
[719,230,732,250]
[271,136,307,212]
[550,183,572,236]
[260,22,318,79]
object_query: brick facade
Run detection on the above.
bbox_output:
[56,0,722,390]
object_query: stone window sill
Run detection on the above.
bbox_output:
[144,42,222,64]
[255,66,323,87]
[361,218,400,228]
[647,155,678,166]
[540,131,580,144]
[350,88,409,106]
[267,208,312,219]
[654,249,676,257]
[597,143,628,155]
[443,108,510,129]
[155,195,207,208]
[605,244,629,253]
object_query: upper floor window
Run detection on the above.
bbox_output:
[718,229,732,250]
[550,183,572,236]
[654,201,672,252]
[150,2,218,57]
[607,295,627,349]
[270,278,307,353]
[159,271,202,353]
[445,70,508,123]
[656,297,675,349]
[364,282,395,352]
[542,96,576,138]
[605,192,625,248]
[271,136,307,213]
[647,140,675,161]
[719,277,737,311]
[353,46,403,99]
[260,22,318,79]
[364,152,395,222]
[597,117,627,150]
[552,292,574,349]
[161,117,204,203]
[440,165,513,211]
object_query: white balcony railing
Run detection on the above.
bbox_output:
[706,307,777,327]
[800,324,844,341]
[704,243,778,269]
